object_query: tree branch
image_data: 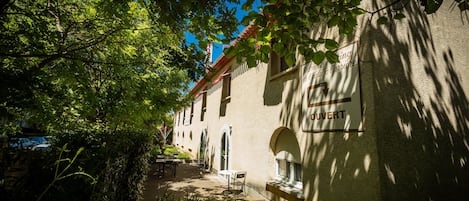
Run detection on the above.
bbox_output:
[366,0,407,15]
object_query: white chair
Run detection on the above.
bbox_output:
[230,171,247,195]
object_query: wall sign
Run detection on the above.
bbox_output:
[302,42,363,132]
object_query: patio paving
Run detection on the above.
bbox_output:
[143,162,267,201]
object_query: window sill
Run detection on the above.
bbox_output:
[266,180,304,201]
[270,66,298,81]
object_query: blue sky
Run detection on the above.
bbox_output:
[184,0,262,63]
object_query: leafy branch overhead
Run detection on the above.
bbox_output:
[0,0,240,132]
[1,0,467,133]
[225,0,468,67]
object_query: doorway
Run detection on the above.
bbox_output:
[220,131,230,170]
[199,130,207,168]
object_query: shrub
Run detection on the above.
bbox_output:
[3,130,153,201]
[149,145,163,162]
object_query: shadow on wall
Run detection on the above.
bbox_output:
[210,145,215,172]
[366,1,469,201]
[272,16,380,201]
[273,1,469,201]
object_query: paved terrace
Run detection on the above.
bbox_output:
[143,162,267,201]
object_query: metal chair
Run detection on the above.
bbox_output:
[230,171,247,196]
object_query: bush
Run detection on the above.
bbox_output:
[3,130,153,201]
[149,145,162,162]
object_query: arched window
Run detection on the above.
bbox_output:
[270,128,303,188]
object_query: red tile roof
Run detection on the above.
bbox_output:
[190,23,258,97]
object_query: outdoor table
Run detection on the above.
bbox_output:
[155,158,182,177]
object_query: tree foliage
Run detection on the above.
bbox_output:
[0,0,240,133]
[225,0,468,67]
[1,0,467,132]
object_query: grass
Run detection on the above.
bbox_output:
[149,145,191,160]
[164,145,191,160]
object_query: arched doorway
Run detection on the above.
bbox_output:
[220,125,231,170]
[220,132,229,170]
[198,129,208,168]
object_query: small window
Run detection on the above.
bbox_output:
[183,109,186,125]
[220,69,231,117]
[178,112,181,126]
[277,159,287,179]
[221,72,231,101]
[293,163,302,183]
[270,40,293,76]
[270,52,291,76]
[201,89,207,121]
[190,102,194,124]
[269,128,303,199]
[276,159,302,187]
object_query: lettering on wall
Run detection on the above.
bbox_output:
[302,42,363,132]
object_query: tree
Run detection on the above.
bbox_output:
[0,0,241,133]
[225,0,468,67]
[1,0,466,132]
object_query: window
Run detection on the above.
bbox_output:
[270,40,293,77]
[178,112,181,126]
[275,158,302,188]
[293,163,302,183]
[268,128,304,200]
[201,89,207,121]
[220,69,231,117]
[270,51,290,76]
[277,159,287,179]
[221,72,231,101]
[190,102,194,124]
[183,109,186,125]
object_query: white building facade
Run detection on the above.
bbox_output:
[173,1,469,201]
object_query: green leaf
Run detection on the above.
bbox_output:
[284,53,296,67]
[346,17,357,27]
[325,39,339,50]
[326,51,339,63]
[241,17,251,26]
[377,16,388,25]
[394,13,406,20]
[273,43,284,56]
[224,47,237,57]
[242,0,255,11]
[423,0,443,14]
[246,56,257,67]
[458,1,469,11]
[259,52,269,63]
[351,8,366,16]
[350,0,361,6]
[259,45,271,54]
[328,16,340,27]
[312,51,326,65]
[303,48,314,62]
[199,41,208,50]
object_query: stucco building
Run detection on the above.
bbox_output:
[173,1,469,201]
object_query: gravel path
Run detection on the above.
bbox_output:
[142,162,266,201]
